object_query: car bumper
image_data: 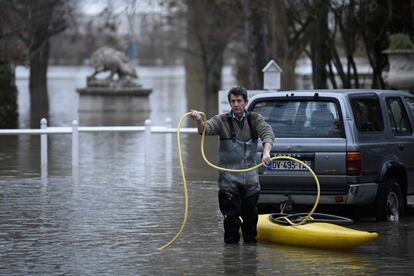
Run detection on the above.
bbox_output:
[258,183,378,205]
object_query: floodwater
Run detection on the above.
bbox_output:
[0,66,414,275]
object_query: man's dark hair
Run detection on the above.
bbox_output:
[227,86,248,102]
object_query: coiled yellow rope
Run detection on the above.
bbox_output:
[159,111,320,250]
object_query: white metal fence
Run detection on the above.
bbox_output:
[0,117,198,173]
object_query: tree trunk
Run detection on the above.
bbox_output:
[0,60,18,128]
[359,0,392,89]
[29,40,50,127]
[270,0,292,89]
[277,58,297,90]
[185,0,229,116]
[242,0,268,89]
[185,0,201,111]
[310,0,329,89]
[204,54,223,115]
[185,0,213,115]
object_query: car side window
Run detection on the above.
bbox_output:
[404,97,414,119]
[350,97,384,132]
[386,97,412,136]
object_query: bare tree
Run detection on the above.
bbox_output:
[8,0,72,126]
[166,0,413,96]
[309,0,329,88]
[326,0,412,89]
[329,0,359,88]
[268,0,290,89]
[242,0,269,89]
[357,0,391,89]
[0,0,23,128]
[0,61,18,128]
[290,0,397,90]
[177,0,243,114]
[267,0,314,90]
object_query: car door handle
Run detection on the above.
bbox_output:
[398,144,404,150]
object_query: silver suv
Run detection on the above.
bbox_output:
[247,89,414,221]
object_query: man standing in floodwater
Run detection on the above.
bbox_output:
[191,86,274,244]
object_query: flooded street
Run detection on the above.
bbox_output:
[1,66,414,275]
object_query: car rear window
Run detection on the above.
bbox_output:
[251,99,343,138]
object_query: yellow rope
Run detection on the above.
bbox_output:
[159,111,320,250]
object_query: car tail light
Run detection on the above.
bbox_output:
[335,196,344,203]
[347,151,361,176]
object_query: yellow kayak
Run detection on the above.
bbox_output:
[257,214,378,250]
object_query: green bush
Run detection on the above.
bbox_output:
[388,33,414,50]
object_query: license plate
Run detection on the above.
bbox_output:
[271,160,312,171]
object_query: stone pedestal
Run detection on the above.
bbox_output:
[383,50,414,90]
[76,86,152,112]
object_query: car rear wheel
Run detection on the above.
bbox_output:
[374,177,404,221]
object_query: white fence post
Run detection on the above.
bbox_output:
[40,118,48,180]
[0,120,199,177]
[145,119,151,165]
[72,120,79,168]
[165,117,173,181]
[40,118,48,166]
[165,117,172,165]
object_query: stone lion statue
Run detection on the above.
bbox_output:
[88,46,138,82]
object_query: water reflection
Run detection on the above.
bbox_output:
[41,164,47,186]
[222,244,258,275]
[72,167,79,186]
[79,110,150,126]
[258,243,377,275]
[1,140,414,274]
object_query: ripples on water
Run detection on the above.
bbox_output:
[1,133,414,275]
[1,66,414,274]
